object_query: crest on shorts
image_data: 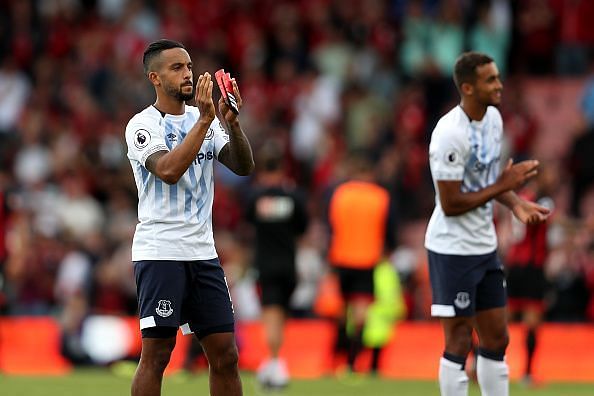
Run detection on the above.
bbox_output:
[156,299,173,317]
[454,292,470,309]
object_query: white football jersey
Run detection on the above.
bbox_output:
[425,105,503,255]
[125,105,229,261]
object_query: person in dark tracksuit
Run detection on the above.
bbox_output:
[246,145,308,388]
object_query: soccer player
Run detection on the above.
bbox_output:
[125,39,254,396]
[327,154,392,373]
[245,144,309,388]
[424,52,550,396]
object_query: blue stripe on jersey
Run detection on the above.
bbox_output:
[170,184,178,216]
[160,110,207,223]
[162,122,178,215]
[171,117,194,221]
[184,188,192,221]
[155,178,163,208]
[480,121,488,163]
[186,111,198,126]
[188,164,198,189]
[469,123,478,150]
[481,120,497,187]
[180,115,211,224]
[187,165,198,220]
[140,165,150,191]
[183,113,209,224]
[195,168,209,223]
[487,155,499,186]
[164,122,174,150]
[465,125,481,192]
[464,119,500,217]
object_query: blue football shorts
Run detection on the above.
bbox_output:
[427,250,506,317]
[134,259,235,338]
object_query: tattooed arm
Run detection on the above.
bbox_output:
[216,78,254,176]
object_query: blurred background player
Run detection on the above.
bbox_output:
[360,257,406,375]
[245,143,309,388]
[327,153,394,373]
[424,52,550,396]
[502,162,557,385]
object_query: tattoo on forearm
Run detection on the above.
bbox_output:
[145,153,159,174]
[145,151,164,174]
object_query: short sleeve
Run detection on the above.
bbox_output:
[126,122,169,167]
[429,127,468,181]
[212,119,230,158]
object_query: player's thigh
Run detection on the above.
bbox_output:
[141,337,177,353]
[475,307,509,351]
[475,265,509,350]
[199,332,239,367]
[441,316,475,356]
[139,336,177,367]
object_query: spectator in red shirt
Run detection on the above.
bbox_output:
[504,162,557,385]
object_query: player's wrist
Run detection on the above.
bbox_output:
[196,117,214,128]
[225,118,240,129]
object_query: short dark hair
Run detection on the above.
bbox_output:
[453,52,494,91]
[142,39,186,75]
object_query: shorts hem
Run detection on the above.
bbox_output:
[196,323,235,340]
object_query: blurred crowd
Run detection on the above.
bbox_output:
[1,0,594,362]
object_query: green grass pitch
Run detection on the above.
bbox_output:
[2,369,593,395]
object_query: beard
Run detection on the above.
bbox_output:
[165,83,194,102]
[480,90,502,107]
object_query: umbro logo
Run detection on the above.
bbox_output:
[473,161,486,172]
[167,133,177,142]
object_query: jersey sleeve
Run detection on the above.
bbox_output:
[212,119,230,158]
[126,121,169,167]
[429,127,468,181]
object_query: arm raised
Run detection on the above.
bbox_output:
[216,78,255,176]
